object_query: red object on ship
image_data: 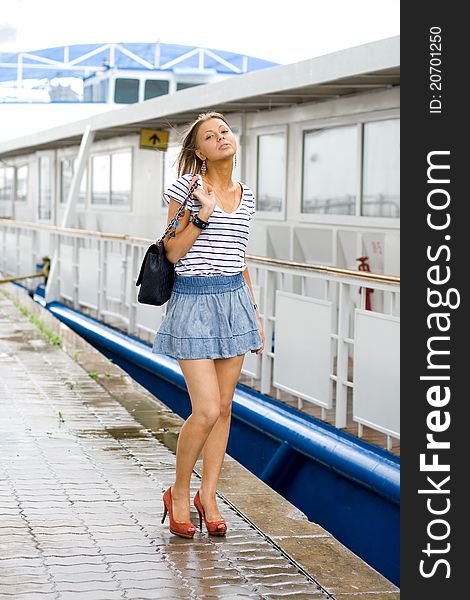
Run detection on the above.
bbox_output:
[356,256,373,310]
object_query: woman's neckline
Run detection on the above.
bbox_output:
[197,175,244,215]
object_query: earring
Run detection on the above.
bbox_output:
[234,155,237,168]
[200,159,206,176]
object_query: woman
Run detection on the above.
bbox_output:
[153,111,264,538]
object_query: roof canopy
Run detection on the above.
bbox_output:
[0,42,278,83]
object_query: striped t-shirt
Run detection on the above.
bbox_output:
[163,173,255,276]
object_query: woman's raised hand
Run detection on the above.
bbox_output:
[190,175,216,220]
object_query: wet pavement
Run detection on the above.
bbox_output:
[0,285,400,600]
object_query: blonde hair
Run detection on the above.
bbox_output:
[176,111,230,177]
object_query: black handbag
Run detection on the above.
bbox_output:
[136,179,198,306]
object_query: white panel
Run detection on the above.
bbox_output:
[242,283,261,379]
[136,302,165,334]
[362,232,385,273]
[78,248,99,308]
[267,226,290,260]
[304,278,327,301]
[60,244,74,299]
[273,291,332,408]
[353,310,400,437]
[294,227,333,264]
[106,253,123,299]
[384,232,400,276]
[337,230,358,269]
[19,235,33,275]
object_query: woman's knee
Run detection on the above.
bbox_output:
[219,397,233,418]
[192,404,221,428]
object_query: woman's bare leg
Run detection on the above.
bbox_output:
[171,358,221,523]
[198,354,245,520]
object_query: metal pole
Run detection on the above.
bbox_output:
[45,125,95,303]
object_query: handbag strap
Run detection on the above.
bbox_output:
[157,178,200,243]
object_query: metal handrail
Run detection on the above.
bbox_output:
[0,256,50,285]
[0,218,147,243]
[0,272,43,284]
[0,218,400,286]
[247,255,400,286]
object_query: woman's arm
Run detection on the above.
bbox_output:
[243,259,265,354]
[163,177,215,264]
[163,200,205,264]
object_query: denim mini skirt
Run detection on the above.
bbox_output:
[152,272,262,360]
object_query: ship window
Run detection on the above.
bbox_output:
[91,155,111,204]
[176,82,203,91]
[144,79,169,100]
[302,126,357,215]
[16,165,28,202]
[60,158,74,203]
[0,166,14,206]
[60,158,86,204]
[75,159,87,204]
[114,78,139,103]
[91,150,132,206]
[83,84,93,102]
[98,79,109,102]
[256,133,285,213]
[362,119,400,218]
[38,156,52,220]
[111,152,132,205]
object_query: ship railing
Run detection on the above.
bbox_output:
[0,219,400,448]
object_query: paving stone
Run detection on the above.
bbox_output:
[47,561,111,581]
[0,518,28,528]
[123,590,192,600]
[51,571,116,584]
[0,594,59,600]
[95,539,154,548]
[0,557,45,569]
[112,569,177,581]
[0,565,49,578]
[0,505,20,513]
[0,548,42,560]
[59,592,125,600]
[0,582,56,595]
[35,535,96,544]
[55,580,121,593]
[0,573,52,586]
[31,527,90,536]
[97,546,156,556]
[44,555,107,567]
[107,561,170,573]
[40,547,101,558]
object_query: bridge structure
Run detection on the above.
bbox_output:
[0,42,278,103]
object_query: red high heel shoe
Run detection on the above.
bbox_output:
[161,486,196,539]
[193,490,227,536]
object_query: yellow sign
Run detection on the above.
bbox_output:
[139,129,169,151]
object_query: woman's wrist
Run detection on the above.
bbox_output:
[190,213,209,230]
[198,208,212,221]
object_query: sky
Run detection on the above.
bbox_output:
[0,0,400,65]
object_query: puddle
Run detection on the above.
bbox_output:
[75,427,151,440]
[106,426,152,440]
